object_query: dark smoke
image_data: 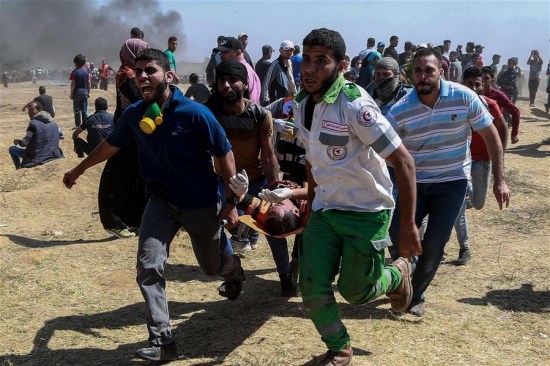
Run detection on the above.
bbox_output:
[0,0,183,70]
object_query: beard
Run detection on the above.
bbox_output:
[415,81,437,95]
[143,78,168,105]
[305,67,340,97]
[221,88,244,104]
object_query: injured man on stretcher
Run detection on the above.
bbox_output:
[229,171,308,237]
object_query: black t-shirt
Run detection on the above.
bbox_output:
[82,110,114,149]
[303,97,315,131]
[33,94,55,118]
[184,83,211,104]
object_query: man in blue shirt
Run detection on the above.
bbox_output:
[63,49,245,362]
[291,45,302,91]
[69,54,90,128]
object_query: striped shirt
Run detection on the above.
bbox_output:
[386,79,492,183]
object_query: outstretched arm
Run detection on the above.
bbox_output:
[62,140,119,189]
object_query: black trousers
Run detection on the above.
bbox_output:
[98,141,147,230]
[528,78,540,105]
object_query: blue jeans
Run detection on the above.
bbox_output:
[72,94,88,127]
[390,179,467,303]
[8,145,25,169]
[137,195,242,345]
[454,160,491,249]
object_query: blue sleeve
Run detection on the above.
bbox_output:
[105,107,136,147]
[196,107,232,157]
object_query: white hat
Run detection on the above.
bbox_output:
[237,32,248,39]
[280,40,295,50]
[417,43,428,49]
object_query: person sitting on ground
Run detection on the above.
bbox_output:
[184,73,210,103]
[72,97,114,158]
[9,101,64,169]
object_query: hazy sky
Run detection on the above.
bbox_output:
[0,0,548,71]
[162,0,549,69]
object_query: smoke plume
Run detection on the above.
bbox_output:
[0,0,183,70]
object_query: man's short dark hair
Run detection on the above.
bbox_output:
[135,48,170,73]
[263,208,300,236]
[444,39,451,44]
[38,86,46,95]
[302,28,346,62]
[463,66,483,80]
[481,66,495,77]
[390,35,399,42]
[95,97,108,111]
[73,54,85,67]
[404,41,413,51]
[367,38,375,47]
[29,101,43,111]
[131,27,142,38]
[189,73,199,84]
[168,36,177,43]
[413,47,442,67]
[343,70,357,83]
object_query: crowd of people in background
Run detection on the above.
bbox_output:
[3,25,548,366]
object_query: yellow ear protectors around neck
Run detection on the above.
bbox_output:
[139,103,163,134]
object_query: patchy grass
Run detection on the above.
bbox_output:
[0,82,549,366]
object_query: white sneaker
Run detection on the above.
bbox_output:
[105,228,136,239]
[231,239,252,256]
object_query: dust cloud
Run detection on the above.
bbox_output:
[0,0,183,70]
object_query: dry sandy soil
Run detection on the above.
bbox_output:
[0,81,549,366]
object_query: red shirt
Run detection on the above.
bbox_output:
[100,64,110,78]
[483,86,520,138]
[470,95,502,161]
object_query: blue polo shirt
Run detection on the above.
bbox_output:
[107,86,232,208]
[386,79,493,183]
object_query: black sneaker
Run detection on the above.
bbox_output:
[280,271,298,297]
[456,248,471,265]
[136,342,177,361]
[218,256,246,301]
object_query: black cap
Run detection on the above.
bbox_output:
[215,37,242,52]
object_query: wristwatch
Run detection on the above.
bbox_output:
[225,195,239,205]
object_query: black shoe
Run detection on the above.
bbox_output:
[280,271,298,297]
[456,248,471,265]
[218,256,245,301]
[136,342,177,361]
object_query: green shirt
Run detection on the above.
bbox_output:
[164,49,176,72]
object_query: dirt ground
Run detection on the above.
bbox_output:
[0,81,549,366]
